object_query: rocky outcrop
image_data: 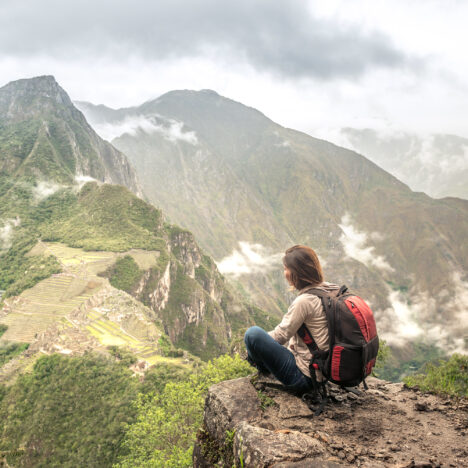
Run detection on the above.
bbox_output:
[194,375,468,467]
[0,75,142,196]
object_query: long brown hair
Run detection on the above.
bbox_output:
[283,245,324,290]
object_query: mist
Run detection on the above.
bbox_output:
[216,242,282,278]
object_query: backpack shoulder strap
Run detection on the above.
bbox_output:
[300,284,348,299]
[297,323,319,352]
[300,287,330,298]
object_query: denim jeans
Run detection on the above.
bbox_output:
[244,326,313,394]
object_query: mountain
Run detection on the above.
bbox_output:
[77,91,468,360]
[0,181,270,369]
[0,76,141,195]
[337,127,468,200]
[0,77,277,372]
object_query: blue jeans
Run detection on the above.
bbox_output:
[244,326,313,394]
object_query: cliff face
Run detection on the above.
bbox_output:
[194,375,468,467]
[132,227,244,359]
[0,76,142,196]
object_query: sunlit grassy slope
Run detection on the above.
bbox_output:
[0,241,189,379]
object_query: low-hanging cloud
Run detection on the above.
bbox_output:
[338,214,393,272]
[377,283,468,353]
[93,114,198,145]
[0,217,21,250]
[338,128,468,199]
[216,241,282,278]
[31,180,65,202]
[379,271,468,353]
[0,0,408,80]
[74,175,99,188]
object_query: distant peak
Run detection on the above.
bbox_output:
[199,89,220,96]
[0,75,73,108]
[3,75,59,90]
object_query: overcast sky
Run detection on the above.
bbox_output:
[1,0,467,139]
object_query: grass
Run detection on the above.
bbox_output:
[257,389,276,411]
[404,353,468,398]
[0,343,29,368]
[39,183,166,252]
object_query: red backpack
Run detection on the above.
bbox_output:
[298,285,379,413]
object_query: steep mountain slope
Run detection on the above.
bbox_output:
[0,78,276,369]
[0,76,141,194]
[338,128,468,200]
[78,92,468,357]
[0,182,268,362]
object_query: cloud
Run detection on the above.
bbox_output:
[93,114,198,145]
[338,214,393,272]
[378,290,432,347]
[31,180,65,201]
[379,272,468,353]
[161,120,198,145]
[0,0,407,81]
[216,241,282,278]
[74,175,99,189]
[0,217,21,250]
[274,140,291,148]
[336,128,468,198]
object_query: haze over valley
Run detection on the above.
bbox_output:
[77,87,468,359]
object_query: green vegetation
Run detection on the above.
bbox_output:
[250,305,280,331]
[372,339,391,378]
[115,354,252,468]
[0,325,7,338]
[386,281,409,293]
[102,255,143,293]
[257,389,276,411]
[404,353,468,398]
[0,342,29,367]
[107,345,138,367]
[375,341,445,382]
[158,334,184,358]
[40,183,166,252]
[0,353,139,467]
[0,235,62,298]
[0,349,252,468]
[140,362,192,395]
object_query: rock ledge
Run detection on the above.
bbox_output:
[193,375,467,467]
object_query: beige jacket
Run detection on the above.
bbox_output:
[269,282,339,378]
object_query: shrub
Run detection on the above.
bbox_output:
[115,354,252,468]
[404,353,468,398]
[102,255,143,293]
[0,353,138,467]
[0,342,29,367]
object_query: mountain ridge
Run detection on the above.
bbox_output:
[0,76,142,195]
[78,90,468,362]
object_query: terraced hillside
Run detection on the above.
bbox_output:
[0,241,190,382]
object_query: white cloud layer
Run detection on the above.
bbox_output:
[379,271,468,353]
[74,175,98,188]
[338,214,393,272]
[328,128,468,199]
[93,114,198,145]
[216,242,282,278]
[0,217,21,250]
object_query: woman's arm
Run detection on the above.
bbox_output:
[268,295,320,345]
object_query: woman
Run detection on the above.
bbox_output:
[244,244,339,394]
